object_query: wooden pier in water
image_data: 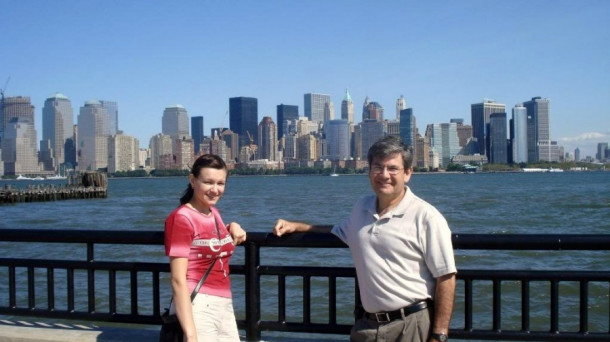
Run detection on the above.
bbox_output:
[0,172,107,204]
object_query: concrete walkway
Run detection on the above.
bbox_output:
[0,319,159,342]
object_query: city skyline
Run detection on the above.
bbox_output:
[2,1,609,158]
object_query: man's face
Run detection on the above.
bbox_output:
[368,153,412,200]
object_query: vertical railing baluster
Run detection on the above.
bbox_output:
[27,267,35,309]
[67,268,74,312]
[87,242,95,313]
[47,267,54,311]
[153,271,160,316]
[131,271,138,314]
[109,270,117,314]
[493,279,501,332]
[521,279,530,332]
[465,278,473,331]
[329,276,337,325]
[9,266,16,308]
[303,276,311,324]
[279,275,286,323]
[579,280,588,333]
[245,241,261,341]
[550,280,559,333]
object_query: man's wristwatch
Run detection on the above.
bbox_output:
[430,332,448,342]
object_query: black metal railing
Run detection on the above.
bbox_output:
[0,229,609,341]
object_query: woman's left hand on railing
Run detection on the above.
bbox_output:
[227,222,247,245]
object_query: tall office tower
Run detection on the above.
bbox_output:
[149,133,173,170]
[1,118,38,175]
[363,101,384,121]
[77,100,109,171]
[297,134,317,161]
[277,104,298,139]
[597,142,609,161]
[65,125,77,168]
[323,101,334,122]
[221,130,239,163]
[138,148,149,168]
[396,95,406,120]
[174,138,194,170]
[100,100,118,135]
[574,147,580,162]
[415,135,430,169]
[324,119,350,160]
[162,105,190,140]
[229,97,258,149]
[211,137,230,163]
[471,100,506,159]
[488,113,508,164]
[108,132,139,173]
[42,93,74,172]
[386,121,400,139]
[427,123,461,168]
[360,120,386,160]
[523,97,550,162]
[191,116,204,155]
[450,119,473,150]
[511,104,528,164]
[400,108,417,146]
[258,116,278,161]
[341,89,354,124]
[1,96,35,142]
[283,133,297,160]
[304,93,330,125]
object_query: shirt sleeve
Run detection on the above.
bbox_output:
[423,209,457,278]
[165,212,194,257]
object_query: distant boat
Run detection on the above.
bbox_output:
[329,166,339,176]
[548,168,564,173]
[46,174,67,180]
[16,174,33,180]
[32,176,45,181]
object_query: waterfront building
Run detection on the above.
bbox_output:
[360,120,385,160]
[596,142,608,161]
[220,129,239,162]
[511,104,528,164]
[211,135,230,164]
[1,118,38,175]
[450,118,473,150]
[230,96,258,150]
[138,148,149,168]
[1,96,35,143]
[100,100,118,135]
[363,101,384,122]
[471,100,506,159]
[427,123,461,168]
[258,116,278,161]
[415,135,430,169]
[396,95,406,120]
[191,116,204,155]
[283,132,297,160]
[523,97,551,162]
[574,147,580,162]
[276,104,298,140]
[108,132,139,173]
[41,93,74,172]
[341,89,354,124]
[489,113,508,164]
[297,134,317,161]
[324,119,350,160]
[162,105,189,140]
[386,120,400,139]
[304,93,330,125]
[352,124,363,160]
[149,133,173,170]
[173,137,194,170]
[77,100,109,171]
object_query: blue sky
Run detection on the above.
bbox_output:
[2,0,609,158]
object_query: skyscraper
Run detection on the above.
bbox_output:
[523,97,550,162]
[100,100,118,135]
[304,93,330,125]
[511,104,528,164]
[363,101,384,121]
[162,105,190,140]
[191,116,204,155]
[258,116,278,161]
[428,123,461,168]
[1,118,38,175]
[229,97,258,149]
[276,104,298,140]
[323,101,334,122]
[324,119,350,160]
[108,132,139,173]
[597,142,609,161]
[396,95,406,120]
[1,96,35,143]
[471,100,506,159]
[42,93,74,171]
[77,100,109,171]
[489,113,508,164]
[341,89,354,124]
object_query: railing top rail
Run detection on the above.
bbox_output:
[1,229,610,250]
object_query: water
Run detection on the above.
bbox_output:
[1,172,609,340]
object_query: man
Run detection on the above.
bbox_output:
[273,136,456,342]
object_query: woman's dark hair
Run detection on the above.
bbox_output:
[179,154,227,205]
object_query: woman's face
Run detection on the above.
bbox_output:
[188,167,228,209]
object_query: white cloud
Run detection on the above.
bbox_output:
[558,132,610,143]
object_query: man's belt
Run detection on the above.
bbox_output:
[364,300,430,323]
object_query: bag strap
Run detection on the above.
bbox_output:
[171,216,224,305]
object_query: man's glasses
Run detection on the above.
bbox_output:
[370,166,404,175]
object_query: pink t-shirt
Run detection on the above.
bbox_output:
[164,205,235,298]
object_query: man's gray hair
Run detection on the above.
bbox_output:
[367,135,413,169]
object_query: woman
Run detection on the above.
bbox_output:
[164,154,246,342]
